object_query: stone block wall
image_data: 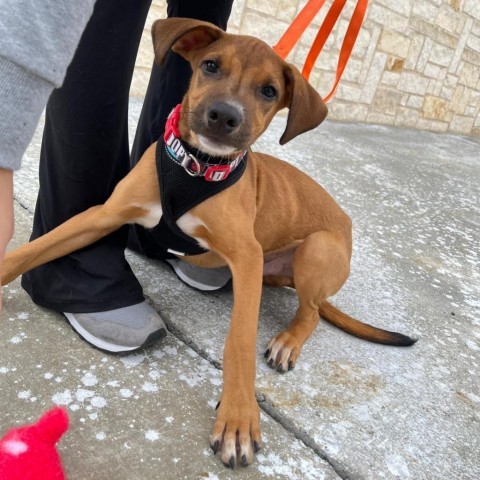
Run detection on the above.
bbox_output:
[132,0,480,136]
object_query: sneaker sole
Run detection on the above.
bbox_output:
[63,312,167,353]
[165,259,231,292]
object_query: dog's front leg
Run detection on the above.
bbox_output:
[209,238,263,468]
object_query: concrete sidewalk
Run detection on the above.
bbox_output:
[1,99,479,479]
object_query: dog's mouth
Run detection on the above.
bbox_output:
[195,134,239,157]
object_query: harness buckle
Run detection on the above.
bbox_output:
[204,164,232,182]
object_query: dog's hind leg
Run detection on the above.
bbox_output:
[264,230,351,372]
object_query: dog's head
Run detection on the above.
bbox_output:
[152,18,328,156]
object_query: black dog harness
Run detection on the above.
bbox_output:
[150,105,248,256]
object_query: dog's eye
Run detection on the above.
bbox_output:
[202,60,219,74]
[261,85,277,100]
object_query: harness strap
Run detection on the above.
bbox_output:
[273,0,369,102]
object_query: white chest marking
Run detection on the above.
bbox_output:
[176,213,210,250]
[131,204,163,228]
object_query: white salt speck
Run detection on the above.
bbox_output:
[165,417,174,424]
[90,396,107,408]
[70,405,80,412]
[55,377,62,383]
[107,380,119,387]
[18,390,31,400]
[142,382,158,393]
[44,373,54,380]
[152,350,165,360]
[173,458,180,464]
[385,453,411,478]
[89,413,98,420]
[96,432,106,441]
[149,370,162,380]
[10,336,22,344]
[164,346,177,356]
[52,390,73,406]
[0,367,9,374]
[81,372,98,387]
[466,340,479,351]
[120,353,145,368]
[145,430,160,441]
[17,312,29,320]
[76,389,95,402]
[120,389,133,398]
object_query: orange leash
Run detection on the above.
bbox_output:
[273,0,369,102]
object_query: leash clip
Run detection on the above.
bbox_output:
[181,153,201,177]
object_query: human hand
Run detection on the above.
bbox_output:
[0,168,14,312]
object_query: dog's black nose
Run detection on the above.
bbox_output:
[206,101,243,135]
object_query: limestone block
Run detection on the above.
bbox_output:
[378,30,411,58]
[374,0,413,17]
[248,0,278,17]
[459,62,480,88]
[398,72,429,95]
[465,106,476,117]
[366,111,395,125]
[367,4,409,32]
[229,0,247,29]
[416,37,432,71]
[336,83,362,102]
[429,42,454,67]
[341,58,362,83]
[328,101,368,121]
[449,114,475,133]
[435,5,461,34]
[372,87,404,115]
[424,63,441,79]
[416,118,449,132]
[276,0,297,23]
[381,71,400,87]
[386,56,405,72]
[242,12,288,46]
[464,0,480,22]
[440,86,454,101]
[394,107,420,128]
[404,35,425,70]
[360,52,388,103]
[422,95,448,120]
[412,1,439,21]
[466,32,480,54]
[407,95,423,109]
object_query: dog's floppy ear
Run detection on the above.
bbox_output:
[151,18,224,65]
[280,65,328,145]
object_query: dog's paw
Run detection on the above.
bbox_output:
[209,395,261,468]
[265,331,300,373]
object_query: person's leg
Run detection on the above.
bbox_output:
[21,0,167,351]
[128,0,234,290]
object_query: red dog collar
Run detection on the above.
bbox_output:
[163,105,247,182]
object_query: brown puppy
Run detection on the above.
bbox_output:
[2,18,415,468]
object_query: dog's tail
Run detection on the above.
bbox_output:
[318,301,417,346]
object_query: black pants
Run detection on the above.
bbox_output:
[22,0,233,313]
